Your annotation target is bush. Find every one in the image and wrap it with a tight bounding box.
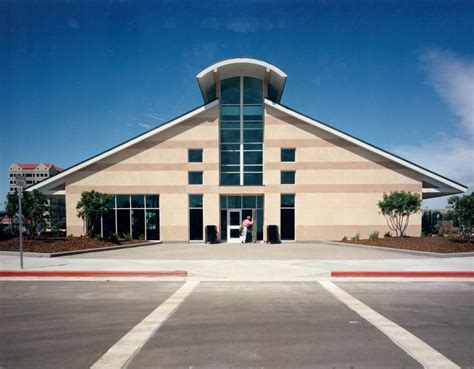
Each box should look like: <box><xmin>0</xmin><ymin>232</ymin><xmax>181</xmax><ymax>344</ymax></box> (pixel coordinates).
<box><xmin>369</xmin><ymin>231</ymin><xmax>379</xmax><ymax>241</ymax></box>
<box><xmin>446</xmin><ymin>194</ymin><xmax>473</xmax><ymax>242</ymax></box>
<box><xmin>0</xmin><ymin>224</ymin><xmax>15</xmax><ymax>241</ymax></box>
<box><xmin>342</xmin><ymin>236</ymin><xmax>347</xmax><ymax>241</ymax></box>
<box><xmin>351</xmin><ymin>233</ymin><xmax>360</xmax><ymax>242</ymax></box>
<box><xmin>139</xmin><ymin>234</ymin><xmax>145</xmax><ymax>241</ymax></box>
<box><xmin>110</xmin><ymin>233</ymin><xmax>120</xmax><ymax>244</ymax></box>
<box><xmin>384</xmin><ymin>231</ymin><xmax>392</xmax><ymax>238</ymax></box>
<box><xmin>123</xmin><ymin>232</ymin><xmax>133</xmax><ymax>241</ymax></box>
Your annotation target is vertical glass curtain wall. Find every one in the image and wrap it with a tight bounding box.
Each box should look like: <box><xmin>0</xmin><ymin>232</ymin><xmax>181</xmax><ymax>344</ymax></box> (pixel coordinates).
<box><xmin>99</xmin><ymin>194</ymin><xmax>160</xmax><ymax>240</ymax></box>
<box><xmin>220</xmin><ymin>195</ymin><xmax>264</xmax><ymax>241</ymax></box>
<box><xmin>220</xmin><ymin>76</ymin><xmax>264</xmax><ymax>185</ymax></box>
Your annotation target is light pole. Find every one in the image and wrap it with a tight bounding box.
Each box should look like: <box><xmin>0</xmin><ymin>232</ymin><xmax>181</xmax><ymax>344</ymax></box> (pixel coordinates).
<box><xmin>15</xmin><ymin>176</ymin><xmax>26</xmax><ymax>269</ymax></box>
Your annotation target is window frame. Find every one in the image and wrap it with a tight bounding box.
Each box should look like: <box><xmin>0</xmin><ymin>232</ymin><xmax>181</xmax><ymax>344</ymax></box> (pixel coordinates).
<box><xmin>281</xmin><ymin>170</ymin><xmax>296</xmax><ymax>185</ymax></box>
<box><xmin>188</xmin><ymin>148</ymin><xmax>203</xmax><ymax>163</ymax></box>
<box><xmin>188</xmin><ymin>171</ymin><xmax>203</xmax><ymax>185</ymax></box>
<box><xmin>281</xmin><ymin>148</ymin><xmax>296</xmax><ymax>162</ymax></box>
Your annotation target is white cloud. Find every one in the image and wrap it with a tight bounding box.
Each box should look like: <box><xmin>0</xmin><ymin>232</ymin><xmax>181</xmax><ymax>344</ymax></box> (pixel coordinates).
<box><xmin>391</xmin><ymin>49</ymin><xmax>474</xmax><ymax>209</ymax></box>
<box><xmin>138</xmin><ymin>123</ymin><xmax>152</xmax><ymax>129</ymax></box>
<box><xmin>147</xmin><ymin>113</ymin><xmax>166</xmax><ymax>121</ymax></box>
<box><xmin>420</xmin><ymin>49</ymin><xmax>474</xmax><ymax>136</ymax></box>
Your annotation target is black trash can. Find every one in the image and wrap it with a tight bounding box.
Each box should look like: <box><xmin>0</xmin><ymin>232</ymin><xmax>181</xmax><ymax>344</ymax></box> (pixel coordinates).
<box><xmin>267</xmin><ymin>225</ymin><xmax>280</xmax><ymax>244</ymax></box>
<box><xmin>205</xmin><ymin>225</ymin><xmax>219</xmax><ymax>244</ymax></box>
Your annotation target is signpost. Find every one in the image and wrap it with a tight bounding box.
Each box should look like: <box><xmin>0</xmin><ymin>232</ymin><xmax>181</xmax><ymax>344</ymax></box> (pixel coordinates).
<box><xmin>15</xmin><ymin>176</ymin><xmax>26</xmax><ymax>269</ymax></box>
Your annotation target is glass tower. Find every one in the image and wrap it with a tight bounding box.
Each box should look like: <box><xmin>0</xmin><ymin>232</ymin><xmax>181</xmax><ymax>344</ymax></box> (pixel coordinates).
<box><xmin>219</xmin><ymin>76</ymin><xmax>264</xmax><ymax>185</ymax></box>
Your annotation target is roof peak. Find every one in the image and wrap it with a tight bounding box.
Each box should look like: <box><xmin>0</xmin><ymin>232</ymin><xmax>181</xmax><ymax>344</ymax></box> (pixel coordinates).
<box><xmin>196</xmin><ymin>58</ymin><xmax>287</xmax><ymax>104</ymax></box>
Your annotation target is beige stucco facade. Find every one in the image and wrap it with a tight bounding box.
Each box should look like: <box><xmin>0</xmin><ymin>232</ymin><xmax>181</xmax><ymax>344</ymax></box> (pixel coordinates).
<box><xmin>30</xmin><ymin>58</ymin><xmax>464</xmax><ymax>242</ymax></box>
<box><xmin>63</xmin><ymin>102</ymin><xmax>422</xmax><ymax>241</ymax></box>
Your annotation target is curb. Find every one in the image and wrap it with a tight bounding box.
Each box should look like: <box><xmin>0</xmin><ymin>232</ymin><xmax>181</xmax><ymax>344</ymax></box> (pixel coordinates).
<box><xmin>0</xmin><ymin>270</ymin><xmax>187</xmax><ymax>277</ymax></box>
<box><xmin>331</xmin><ymin>271</ymin><xmax>474</xmax><ymax>278</ymax></box>
<box><xmin>324</xmin><ymin>240</ymin><xmax>474</xmax><ymax>258</ymax></box>
<box><xmin>0</xmin><ymin>241</ymin><xmax>162</xmax><ymax>258</ymax></box>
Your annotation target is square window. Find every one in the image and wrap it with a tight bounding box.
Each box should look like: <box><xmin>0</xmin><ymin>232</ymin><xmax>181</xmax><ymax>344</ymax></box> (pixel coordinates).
<box><xmin>227</xmin><ymin>196</ymin><xmax>241</xmax><ymax>208</ymax></box>
<box><xmin>146</xmin><ymin>195</ymin><xmax>159</xmax><ymax>208</ymax></box>
<box><xmin>116</xmin><ymin>195</ymin><xmax>130</xmax><ymax>208</ymax></box>
<box><xmin>281</xmin><ymin>171</ymin><xmax>296</xmax><ymax>184</ymax></box>
<box><xmin>188</xmin><ymin>149</ymin><xmax>203</xmax><ymax>163</ymax></box>
<box><xmin>131</xmin><ymin>195</ymin><xmax>144</xmax><ymax>208</ymax></box>
<box><xmin>189</xmin><ymin>171</ymin><xmax>203</xmax><ymax>185</ymax></box>
<box><xmin>281</xmin><ymin>194</ymin><xmax>295</xmax><ymax>208</ymax></box>
<box><xmin>281</xmin><ymin>148</ymin><xmax>296</xmax><ymax>162</ymax></box>
<box><xmin>189</xmin><ymin>194</ymin><xmax>203</xmax><ymax>208</ymax></box>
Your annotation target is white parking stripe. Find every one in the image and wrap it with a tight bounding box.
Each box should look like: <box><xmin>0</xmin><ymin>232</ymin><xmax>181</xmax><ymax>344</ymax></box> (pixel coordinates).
<box><xmin>319</xmin><ymin>281</ymin><xmax>460</xmax><ymax>369</ymax></box>
<box><xmin>91</xmin><ymin>281</ymin><xmax>199</xmax><ymax>369</ymax></box>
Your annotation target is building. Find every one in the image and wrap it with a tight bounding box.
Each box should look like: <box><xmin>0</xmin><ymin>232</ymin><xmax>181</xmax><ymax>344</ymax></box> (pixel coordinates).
<box><xmin>28</xmin><ymin>58</ymin><xmax>466</xmax><ymax>242</ymax></box>
<box><xmin>9</xmin><ymin>162</ymin><xmax>65</xmax><ymax>226</ymax></box>
<box><xmin>9</xmin><ymin>162</ymin><xmax>63</xmax><ymax>193</ymax></box>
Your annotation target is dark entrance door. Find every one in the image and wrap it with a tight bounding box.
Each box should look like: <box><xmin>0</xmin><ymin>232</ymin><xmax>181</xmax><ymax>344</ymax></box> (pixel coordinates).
<box><xmin>280</xmin><ymin>208</ymin><xmax>295</xmax><ymax>241</ymax></box>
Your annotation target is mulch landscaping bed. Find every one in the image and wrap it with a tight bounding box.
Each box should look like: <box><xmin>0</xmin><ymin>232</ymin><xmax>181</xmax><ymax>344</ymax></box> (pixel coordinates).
<box><xmin>341</xmin><ymin>237</ymin><xmax>474</xmax><ymax>253</ymax></box>
<box><xmin>0</xmin><ymin>237</ymin><xmax>143</xmax><ymax>253</ymax></box>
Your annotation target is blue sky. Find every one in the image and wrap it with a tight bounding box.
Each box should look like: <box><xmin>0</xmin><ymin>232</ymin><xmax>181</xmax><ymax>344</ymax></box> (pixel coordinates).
<box><xmin>1</xmin><ymin>0</ymin><xmax>473</xmax><ymax>209</ymax></box>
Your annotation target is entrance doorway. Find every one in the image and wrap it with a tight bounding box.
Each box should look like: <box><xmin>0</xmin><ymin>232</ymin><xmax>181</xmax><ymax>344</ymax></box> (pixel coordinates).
<box><xmin>220</xmin><ymin>195</ymin><xmax>264</xmax><ymax>242</ymax></box>
<box><xmin>227</xmin><ymin>209</ymin><xmax>241</xmax><ymax>243</ymax></box>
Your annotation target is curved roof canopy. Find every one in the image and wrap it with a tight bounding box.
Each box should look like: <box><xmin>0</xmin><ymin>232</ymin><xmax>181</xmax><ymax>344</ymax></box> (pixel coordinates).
<box><xmin>196</xmin><ymin>58</ymin><xmax>287</xmax><ymax>104</ymax></box>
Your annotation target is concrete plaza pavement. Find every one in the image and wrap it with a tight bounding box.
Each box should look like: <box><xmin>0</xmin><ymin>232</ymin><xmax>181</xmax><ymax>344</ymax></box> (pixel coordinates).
<box><xmin>1</xmin><ymin>280</ymin><xmax>472</xmax><ymax>368</ymax></box>
<box><xmin>1</xmin><ymin>242</ymin><xmax>472</xmax><ymax>281</ymax></box>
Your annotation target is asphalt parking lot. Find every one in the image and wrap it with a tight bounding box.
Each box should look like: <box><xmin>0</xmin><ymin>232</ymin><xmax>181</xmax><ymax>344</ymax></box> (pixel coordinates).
<box><xmin>0</xmin><ymin>281</ymin><xmax>472</xmax><ymax>369</ymax></box>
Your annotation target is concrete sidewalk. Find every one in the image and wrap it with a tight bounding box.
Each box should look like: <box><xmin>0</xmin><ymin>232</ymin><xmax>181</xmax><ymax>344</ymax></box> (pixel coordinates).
<box><xmin>0</xmin><ymin>244</ymin><xmax>474</xmax><ymax>281</ymax></box>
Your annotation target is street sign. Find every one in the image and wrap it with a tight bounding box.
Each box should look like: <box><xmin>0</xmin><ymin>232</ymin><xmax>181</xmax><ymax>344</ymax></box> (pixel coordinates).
<box><xmin>15</xmin><ymin>175</ymin><xmax>27</xmax><ymax>188</ymax></box>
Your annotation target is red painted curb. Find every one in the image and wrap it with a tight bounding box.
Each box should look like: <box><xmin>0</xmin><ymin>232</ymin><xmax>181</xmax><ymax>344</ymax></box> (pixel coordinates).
<box><xmin>331</xmin><ymin>271</ymin><xmax>474</xmax><ymax>278</ymax></box>
<box><xmin>0</xmin><ymin>270</ymin><xmax>187</xmax><ymax>277</ymax></box>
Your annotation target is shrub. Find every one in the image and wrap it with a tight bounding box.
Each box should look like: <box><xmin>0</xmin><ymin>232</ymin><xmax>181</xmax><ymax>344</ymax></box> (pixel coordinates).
<box><xmin>369</xmin><ymin>231</ymin><xmax>379</xmax><ymax>241</ymax></box>
<box><xmin>377</xmin><ymin>191</ymin><xmax>422</xmax><ymax>237</ymax></box>
<box><xmin>342</xmin><ymin>236</ymin><xmax>347</xmax><ymax>241</ymax></box>
<box><xmin>123</xmin><ymin>232</ymin><xmax>133</xmax><ymax>241</ymax></box>
<box><xmin>110</xmin><ymin>233</ymin><xmax>120</xmax><ymax>244</ymax></box>
<box><xmin>351</xmin><ymin>233</ymin><xmax>360</xmax><ymax>242</ymax></box>
<box><xmin>139</xmin><ymin>234</ymin><xmax>145</xmax><ymax>241</ymax></box>
<box><xmin>0</xmin><ymin>224</ymin><xmax>15</xmax><ymax>241</ymax></box>
<box><xmin>446</xmin><ymin>194</ymin><xmax>473</xmax><ymax>243</ymax></box>
<box><xmin>384</xmin><ymin>231</ymin><xmax>392</xmax><ymax>238</ymax></box>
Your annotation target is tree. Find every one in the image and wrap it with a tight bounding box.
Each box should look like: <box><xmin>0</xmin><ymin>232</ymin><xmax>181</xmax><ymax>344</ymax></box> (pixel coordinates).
<box><xmin>446</xmin><ymin>194</ymin><xmax>473</xmax><ymax>242</ymax></box>
<box><xmin>76</xmin><ymin>191</ymin><xmax>113</xmax><ymax>237</ymax></box>
<box><xmin>377</xmin><ymin>191</ymin><xmax>422</xmax><ymax>237</ymax></box>
<box><xmin>422</xmin><ymin>209</ymin><xmax>443</xmax><ymax>235</ymax></box>
<box><xmin>5</xmin><ymin>190</ymin><xmax>49</xmax><ymax>238</ymax></box>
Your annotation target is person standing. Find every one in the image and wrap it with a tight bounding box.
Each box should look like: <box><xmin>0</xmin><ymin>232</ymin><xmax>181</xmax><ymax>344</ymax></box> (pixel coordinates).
<box><xmin>240</xmin><ymin>216</ymin><xmax>254</xmax><ymax>243</ymax></box>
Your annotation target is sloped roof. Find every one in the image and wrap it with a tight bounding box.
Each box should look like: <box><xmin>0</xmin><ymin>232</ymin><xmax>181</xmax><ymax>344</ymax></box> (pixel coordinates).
<box><xmin>265</xmin><ymin>99</ymin><xmax>466</xmax><ymax>196</ymax></box>
<box><xmin>27</xmin><ymin>100</ymin><xmax>219</xmax><ymax>192</ymax></box>
<box><xmin>27</xmin><ymin>95</ymin><xmax>466</xmax><ymax>199</ymax></box>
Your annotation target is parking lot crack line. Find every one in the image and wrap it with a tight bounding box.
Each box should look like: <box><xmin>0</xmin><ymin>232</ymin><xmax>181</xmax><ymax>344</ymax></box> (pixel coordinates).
<box><xmin>319</xmin><ymin>281</ymin><xmax>460</xmax><ymax>369</ymax></box>
<box><xmin>90</xmin><ymin>281</ymin><xmax>199</xmax><ymax>369</ymax></box>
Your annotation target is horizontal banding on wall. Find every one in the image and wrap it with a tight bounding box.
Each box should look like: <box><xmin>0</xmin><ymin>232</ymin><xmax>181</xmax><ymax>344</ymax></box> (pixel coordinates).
<box><xmin>331</xmin><ymin>271</ymin><xmax>474</xmax><ymax>278</ymax></box>
<box><xmin>66</xmin><ymin>184</ymin><xmax>421</xmax><ymax>194</ymax></box>
<box><xmin>0</xmin><ymin>270</ymin><xmax>188</xmax><ymax>277</ymax></box>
